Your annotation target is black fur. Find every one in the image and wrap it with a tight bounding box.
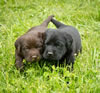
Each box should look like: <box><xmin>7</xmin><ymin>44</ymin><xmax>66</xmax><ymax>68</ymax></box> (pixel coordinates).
<box><xmin>43</xmin><ymin>18</ymin><xmax>82</xmax><ymax>68</ymax></box>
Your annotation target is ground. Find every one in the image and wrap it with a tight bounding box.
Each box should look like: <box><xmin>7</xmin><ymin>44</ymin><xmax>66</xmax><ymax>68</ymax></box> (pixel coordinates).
<box><xmin>0</xmin><ymin>0</ymin><xmax>100</xmax><ymax>93</ymax></box>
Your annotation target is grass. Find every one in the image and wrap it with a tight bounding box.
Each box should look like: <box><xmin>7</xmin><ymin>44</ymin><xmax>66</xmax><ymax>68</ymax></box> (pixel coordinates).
<box><xmin>0</xmin><ymin>0</ymin><xmax>100</xmax><ymax>93</ymax></box>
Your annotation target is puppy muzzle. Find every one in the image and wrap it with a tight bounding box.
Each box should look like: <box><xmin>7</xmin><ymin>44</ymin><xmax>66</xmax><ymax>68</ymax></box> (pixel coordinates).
<box><xmin>47</xmin><ymin>52</ymin><xmax>53</xmax><ymax>56</ymax></box>
<box><xmin>32</xmin><ymin>56</ymin><xmax>40</xmax><ymax>61</ymax></box>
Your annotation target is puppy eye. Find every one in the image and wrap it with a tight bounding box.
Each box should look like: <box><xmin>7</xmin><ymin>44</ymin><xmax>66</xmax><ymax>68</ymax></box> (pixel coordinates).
<box><xmin>37</xmin><ymin>45</ymin><xmax>41</xmax><ymax>48</ymax></box>
<box><xmin>26</xmin><ymin>48</ymin><xmax>29</xmax><ymax>50</ymax></box>
<box><xmin>56</xmin><ymin>45</ymin><xmax>60</xmax><ymax>48</ymax></box>
<box><xmin>23</xmin><ymin>47</ymin><xmax>29</xmax><ymax>50</ymax></box>
<box><xmin>59</xmin><ymin>43</ymin><xmax>62</xmax><ymax>46</ymax></box>
<box><xmin>56</xmin><ymin>43</ymin><xmax>62</xmax><ymax>48</ymax></box>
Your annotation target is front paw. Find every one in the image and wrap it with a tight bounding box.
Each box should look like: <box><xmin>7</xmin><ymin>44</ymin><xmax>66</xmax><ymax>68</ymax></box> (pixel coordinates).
<box><xmin>15</xmin><ymin>61</ymin><xmax>24</xmax><ymax>70</ymax></box>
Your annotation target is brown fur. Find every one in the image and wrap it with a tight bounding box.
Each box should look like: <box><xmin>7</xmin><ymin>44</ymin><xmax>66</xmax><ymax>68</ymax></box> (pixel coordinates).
<box><xmin>15</xmin><ymin>15</ymin><xmax>54</xmax><ymax>70</ymax></box>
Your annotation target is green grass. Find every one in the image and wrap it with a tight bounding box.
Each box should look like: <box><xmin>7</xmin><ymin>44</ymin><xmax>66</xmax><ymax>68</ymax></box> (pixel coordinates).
<box><xmin>0</xmin><ymin>0</ymin><xmax>100</xmax><ymax>93</ymax></box>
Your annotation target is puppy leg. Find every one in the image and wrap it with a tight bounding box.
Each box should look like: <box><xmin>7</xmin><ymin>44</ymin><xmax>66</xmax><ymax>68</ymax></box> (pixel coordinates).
<box><xmin>67</xmin><ymin>53</ymin><xmax>75</xmax><ymax>71</ymax></box>
<box><xmin>80</xmin><ymin>47</ymin><xmax>82</xmax><ymax>53</ymax></box>
<box><xmin>15</xmin><ymin>52</ymin><xmax>24</xmax><ymax>70</ymax></box>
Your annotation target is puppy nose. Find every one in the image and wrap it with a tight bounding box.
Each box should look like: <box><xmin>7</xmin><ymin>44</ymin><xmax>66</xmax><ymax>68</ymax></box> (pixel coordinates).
<box><xmin>47</xmin><ymin>52</ymin><xmax>53</xmax><ymax>56</ymax></box>
<box><xmin>32</xmin><ymin>56</ymin><xmax>37</xmax><ymax>59</ymax></box>
<box><xmin>32</xmin><ymin>56</ymin><xmax>40</xmax><ymax>61</ymax></box>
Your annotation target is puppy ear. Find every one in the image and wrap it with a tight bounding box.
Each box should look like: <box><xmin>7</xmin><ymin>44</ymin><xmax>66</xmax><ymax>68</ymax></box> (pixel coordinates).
<box><xmin>15</xmin><ymin>39</ymin><xmax>22</xmax><ymax>55</ymax></box>
<box><xmin>64</xmin><ymin>34</ymin><xmax>73</xmax><ymax>49</ymax></box>
<box><xmin>15</xmin><ymin>39</ymin><xmax>24</xmax><ymax>70</ymax></box>
<box><xmin>38</xmin><ymin>32</ymin><xmax>46</xmax><ymax>40</ymax></box>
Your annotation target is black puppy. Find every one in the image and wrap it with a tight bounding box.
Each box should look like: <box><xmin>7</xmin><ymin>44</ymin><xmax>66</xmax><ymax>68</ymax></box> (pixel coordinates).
<box><xmin>43</xmin><ymin>18</ymin><xmax>82</xmax><ymax>68</ymax></box>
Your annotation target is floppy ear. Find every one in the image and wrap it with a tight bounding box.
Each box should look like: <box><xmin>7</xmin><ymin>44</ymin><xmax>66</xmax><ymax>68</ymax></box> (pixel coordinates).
<box><xmin>15</xmin><ymin>39</ymin><xmax>22</xmax><ymax>55</ymax></box>
<box><xmin>38</xmin><ymin>32</ymin><xmax>46</xmax><ymax>40</ymax></box>
<box><xmin>64</xmin><ymin>33</ymin><xmax>73</xmax><ymax>49</ymax></box>
<box><xmin>15</xmin><ymin>39</ymin><xmax>24</xmax><ymax>70</ymax></box>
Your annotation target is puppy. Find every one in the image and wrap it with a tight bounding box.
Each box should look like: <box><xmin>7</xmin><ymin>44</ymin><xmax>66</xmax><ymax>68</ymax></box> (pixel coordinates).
<box><xmin>15</xmin><ymin>15</ymin><xmax>54</xmax><ymax>70</ymax></box>
<box><xmin>43</xmin><ymin>18</ymin><xmax>82</xmax><ymax>68</ymax></box>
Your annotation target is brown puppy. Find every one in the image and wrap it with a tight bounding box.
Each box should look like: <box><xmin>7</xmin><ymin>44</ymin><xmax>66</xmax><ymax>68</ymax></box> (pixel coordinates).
<box><xmin>15</xmin><ymin>15</ymin><xmax>54</xmax><ymax>70</ymax></box>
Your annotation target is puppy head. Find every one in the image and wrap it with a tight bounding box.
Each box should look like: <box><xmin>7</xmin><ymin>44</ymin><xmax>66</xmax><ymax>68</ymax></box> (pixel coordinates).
<box><xmin>43</xmin><ymin>29</ymin><xmax>73</xmax><ymax>61</ymax></box>
<box><xmin>15</xmin><ymin>32</ymin><xmax>45</xmax><ymax>62</ymax></box>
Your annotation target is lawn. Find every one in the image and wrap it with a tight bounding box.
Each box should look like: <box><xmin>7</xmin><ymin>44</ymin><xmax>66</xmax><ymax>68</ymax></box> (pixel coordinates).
<box><xmin>0</xmin><ymin>0</ymin><xmax>100</xmax><ymax>93</ymax></box>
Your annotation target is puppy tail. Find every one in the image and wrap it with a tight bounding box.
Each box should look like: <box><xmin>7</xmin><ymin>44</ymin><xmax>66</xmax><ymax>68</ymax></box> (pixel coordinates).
<box><xmin>51</xmin><ymin>18</ymin><xmax>66</xmax><ymax>28</ymax></box>
<box><xmin>40</xmin><ymin>15</ymin><xmax>54</xmax><ymax>27</ymax></box>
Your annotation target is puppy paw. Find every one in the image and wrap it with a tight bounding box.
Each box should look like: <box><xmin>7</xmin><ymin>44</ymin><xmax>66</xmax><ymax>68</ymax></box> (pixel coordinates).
<box><xmin>15</xmin><ymin>61</ymin><xmax>24</xmax><ymax>71</ymax></box>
